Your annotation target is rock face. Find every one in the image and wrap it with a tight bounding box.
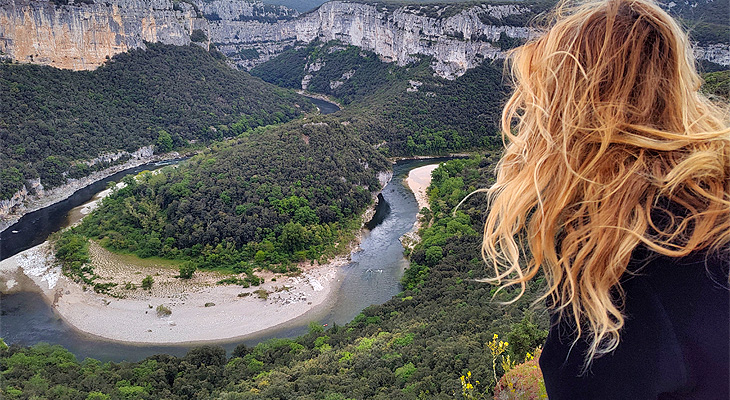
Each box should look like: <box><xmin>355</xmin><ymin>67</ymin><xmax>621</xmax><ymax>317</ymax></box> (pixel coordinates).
<box><xmin>695</xmin><ymin>43</ymin><xmax>730</xmax><ymax>66</ymax></box>
<box><xmin>279</xmin><ymin>2</ymin><xmax>533</xmax><ymax>78</ymax></box>
<box><xmin>207</xmin><ymin>1</ymin><xmax>536</xmax><ymax>77</ymax></box>
<box><xmin>0</xmin><ymin>0</ymin><xmax>727</xmax><ymax>76</ymax></box>
<box><xmin>0</xmin><ymin>0</ymin><xmax>199</xmax><ymax>70</ymax></box>
<box><xmin>0</xmin><ymin>0</ymin><xmax>534</xmax><ymax>78</ymax></box>
<box><xmin>0</xmin><ymin>146</ymin><xmax>161</xmax><ymax>233</ymax></box>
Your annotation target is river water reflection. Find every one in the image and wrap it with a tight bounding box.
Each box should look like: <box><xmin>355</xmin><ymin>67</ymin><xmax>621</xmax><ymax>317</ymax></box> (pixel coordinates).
<box><xmin>0</xmin><ymin>158</ymin><xmax>451</xmax><ymax>362</ymax></box>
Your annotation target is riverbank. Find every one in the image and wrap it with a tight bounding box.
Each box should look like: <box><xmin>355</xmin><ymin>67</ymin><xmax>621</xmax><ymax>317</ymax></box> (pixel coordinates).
<box><xmin>406</xmin><ymin>164</ymin><xmax>439</xmax><ymax>212</ymax></box>
<box><xmin>0</xmin><ymin>241</ymin><xmax>346</xmax><ymax>344</ymax></box>
<box><xmin>0</xmin><ymin>222</ymin><xmax>366</xmax><ymax>345</ymax></box>
<box><xmin>0</xmin><ymin>151</ymin><xmax>187</xmax><ymax>234</ymax></box>
<box><xmin>400</xmin><ymin>163</ymin><xmax>439</xmax><ymax>249</ymax></box>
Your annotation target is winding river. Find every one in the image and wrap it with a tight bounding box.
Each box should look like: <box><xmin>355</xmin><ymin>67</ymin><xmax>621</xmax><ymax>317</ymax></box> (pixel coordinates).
<box><xmin>0</xmin><ymin>157</ymin><xmax>450</xmax><ymax>362</ymax></box>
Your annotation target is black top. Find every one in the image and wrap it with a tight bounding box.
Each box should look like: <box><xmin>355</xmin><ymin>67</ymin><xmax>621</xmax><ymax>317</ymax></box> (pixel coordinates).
<box><xmin>539</xmin><ymin>248</ymin><xmax>730</xmax><ymax>399</ymax></box>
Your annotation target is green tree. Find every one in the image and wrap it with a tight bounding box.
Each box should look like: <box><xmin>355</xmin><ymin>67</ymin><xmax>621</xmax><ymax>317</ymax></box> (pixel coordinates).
<box><xmin>156</xmin><ymin>130</ymin><xmax>173</xmax><ymax>153</ymax></box>
<box><xmin>507</xmin><ymin>312</ymin><xmax>549</xmax><ymax>362</ymax></box>
<box><xmin>178</xmin><ymin>262</ymin><xmax>196</xmax><ymax>279</ymax></box>
<box><xmin>425</xmin><ymin>246</ymin><xmax>443</xmax><ymax>266</ymax></box>
<box><xmin>280</xmin><ymin>222</ymin><xmax>308</xmax><ymax>252</ymax></box>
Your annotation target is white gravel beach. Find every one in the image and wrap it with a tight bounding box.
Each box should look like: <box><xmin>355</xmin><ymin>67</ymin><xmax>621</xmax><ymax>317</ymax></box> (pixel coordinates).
<box><xmin>406</xmin><ymin>164</ymin><xmax>439</xmax><ymax>211</ymax></box>
<box><xmin>401</xmin><ymin>163</ymin><xmax>439</xmax><ymax>249</ymax></box>
<box><xmin>0</xmin><ymin>241</ymin><xmax>346</xmax><ymax>344</ymax></box>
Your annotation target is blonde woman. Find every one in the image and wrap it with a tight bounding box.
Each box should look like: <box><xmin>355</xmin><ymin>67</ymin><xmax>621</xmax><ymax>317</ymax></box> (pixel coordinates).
<box><xmin>482</xmin><ymin>0</ymin><xmax>729</xmax><ymax>397</ymax></box>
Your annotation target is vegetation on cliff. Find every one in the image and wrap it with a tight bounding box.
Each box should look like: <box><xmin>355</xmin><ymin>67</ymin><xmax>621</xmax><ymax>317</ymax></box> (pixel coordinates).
<box><xmin>62</xmin><ymin>118</ymin><xmax>389</xmax><ymax>282</ymax></box>
<box><xmin>0</xmin><ymin>43</ymin><xmax>313</xmax><ymax>200</ymax></box>
<box><xmin>702</xmin><ymin>70</ymin><xmax>730</xmax><ymax>100</ymax></box>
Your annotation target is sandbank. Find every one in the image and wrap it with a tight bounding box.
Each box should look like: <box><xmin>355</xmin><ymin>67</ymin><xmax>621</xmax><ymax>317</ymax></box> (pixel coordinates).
<box><xmin>405</xmin><ymin>163</ymin><xmax>439</xmax><ymax>212</ymax></box>
<box><xmin>0</xmin><ymin>241</ymin><xmax>346</xmax><ymax>344</ymax></box>
<box><xmin>400</xmin><ymin>163</ymin><xmax>439</xmax><ymax>249</ymax></box>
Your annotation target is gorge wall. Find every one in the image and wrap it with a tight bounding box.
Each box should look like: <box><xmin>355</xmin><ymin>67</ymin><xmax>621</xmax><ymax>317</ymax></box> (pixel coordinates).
<box><xmin>209</xmin><ymin>1</ymin><xmax>533</xmax><ymax>78</ymax></box>
<box><xmin>0</xmin><ymin>0</ymin><xmax>200</xmax><ymax>70</ymax></box>
<box><xmin>3</xmin><ymin>0</ymin><xmax>727</xmax><ymax>79</ymax></box>
<box><xmin>0</xmin><ymin>0</ymin><xmax>535</xmax><ymax>78</ymax></box>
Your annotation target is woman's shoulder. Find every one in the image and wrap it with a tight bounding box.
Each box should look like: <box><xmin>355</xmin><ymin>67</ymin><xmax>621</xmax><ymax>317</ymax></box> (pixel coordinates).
<box><xmin>625</xmin><ymin>245</ymin><xmax>729</xmax><ymax>293</ymax></box>
<box><xmin>540</xmin><ymin>247</ymin><xmax>729</xmax><ymax>399</ymax></box>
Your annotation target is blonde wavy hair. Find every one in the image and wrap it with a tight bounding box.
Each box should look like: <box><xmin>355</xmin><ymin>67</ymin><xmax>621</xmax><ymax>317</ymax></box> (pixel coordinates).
<box><xmin>481</xmin><ymin>0</ymin><xmax>730</xmax><ymax>366</ymax></box>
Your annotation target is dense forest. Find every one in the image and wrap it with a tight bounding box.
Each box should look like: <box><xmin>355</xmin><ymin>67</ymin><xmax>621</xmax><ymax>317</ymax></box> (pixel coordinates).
<box><xmin>251</xmin><ymin>41</ymin><xmax>401</xmax><ymax>105</ymax></box>
<box><xmin>0</xmin><ymin>43</ymin><xmax>313</xmax><ymax>200</ymax></box>
<box><xmin>58</xmin><ymin>118</ymin><xmax>390</xmax><ymax>288</ymax></box>
<box><xmin>3</xmin><ymin>156</ymin><xmax>550</xmax><ymax>399</ymax></box>
<box><xmin>252</xmin><ymin>41</ymin><xmax>509</xmax><ymax>156</ymax></box>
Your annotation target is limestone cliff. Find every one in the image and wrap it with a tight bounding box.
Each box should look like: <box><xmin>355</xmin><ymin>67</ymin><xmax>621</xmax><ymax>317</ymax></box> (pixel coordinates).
<box><xmin>209</xmin><ymin>1</ymin><xmax>533</xmax><ymax>78</ymax></box>
<box><xmin>0</xmin><ymin>0</ymin><xmax>727</xmax><ymax>77</ymax></box>
<box><xmin>0</xmin><ymin>0</ymin><xmax>200</xmax><ymax>70</ymax></box>
<box><xmin>210</xmin><ymin>1</ymin><xmax>730</xmax><ymax>77</ymax></box>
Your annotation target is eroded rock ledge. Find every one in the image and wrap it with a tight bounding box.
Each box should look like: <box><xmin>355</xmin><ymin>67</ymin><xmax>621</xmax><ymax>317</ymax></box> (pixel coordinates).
<box><xmin>0</xmin><ymin>146</ymin><xmax>182</xmax><ymax>233</ymax></box>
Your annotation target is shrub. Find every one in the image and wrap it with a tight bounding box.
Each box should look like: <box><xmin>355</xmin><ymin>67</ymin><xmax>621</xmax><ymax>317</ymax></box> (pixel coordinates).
<box><xmin>494</xmin><ymin>350</ymin><xmax>547</xmax><ymax>400</ymax></box>
<box><xmin>156</xmin><ymin>304</ymin><xmax>172</xmax><ymax>317</ymax></box>
<box><xmin>141</xmin><ymin>275</ymin><xmax>154</xmax><ymax>290</ymax></box>
<box><xmin>507</xmin><ymin>313</ymin><xmax>548</xmax><ymax>362</ymax></box>
<box><xmin>190</xmin><ymin>29</ymin><xmax>207</xmax><ymax>42</ymax></box>
<box><xmin>394</xmin><ymin>362</ymin><xmax>416</xmax><ymax>382</ymax></box>
<box><xmin>178</xmin><ymin>262</ymin><xmax>197</xmax><ymax>279</ymax></box>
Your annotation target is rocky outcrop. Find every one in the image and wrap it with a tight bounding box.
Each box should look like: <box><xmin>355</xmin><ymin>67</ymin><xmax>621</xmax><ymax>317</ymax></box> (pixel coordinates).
<box><xmin>284</xmin><ymin>2</ymin><xmax>530</xmax><ymax>78</ymax></box>
<box><xmin>0</xmin><ymin>146</ymin><xmax>169</xmax><ymax>233</ymax></box>
<box><xmin>0</xmin><ymin>0</ymin><xmax>727</xmax><ymax>77</ymax></box>
<box><xmin>0</xmin><ymin>0</ymin><xmax>300</xmax><ymax>70</ymax></box>
<box><xmin>197</xmin><ymin>0</ymin><xmax>297</xmax><ymax>21</ymax></box>
<box><xmin>0</xmin><ymin>0</ymin><xmax>199</xmax><ymax>70</ymax></box>
<box><xmin>694</xmin><ymin>43</ymin><xmax>730</xmax><ymax>66</ymax></box>
<box><xmin>210</xmin><ymin>1</ymin><xmax>534</xmax><ymax>78</ymax></box>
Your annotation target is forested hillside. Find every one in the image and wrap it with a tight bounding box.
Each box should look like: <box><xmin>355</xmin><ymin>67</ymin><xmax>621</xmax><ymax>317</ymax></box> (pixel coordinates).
<box><xmin>59</xmin><ymin>118</ymin><xmax>390</xmax><ymax>287</ymax></box>
<box><xmin>3</xmin><ymin>156</ymin><xmax>549</xmax><ymax>399</ymax></box>
<box><xmin>0</xmin><ymin>43</ymin><xmax>313</xmax><ymax>200</ymax></box>
<box><xmin>249</xmin><ymin>0</ymin><xmax>729</xmax><ymax>157</ymax></box>
<box><xmin>252</xmin><ymin>41</ymin><xmax>509</xmax><ymax>156</ymax></box>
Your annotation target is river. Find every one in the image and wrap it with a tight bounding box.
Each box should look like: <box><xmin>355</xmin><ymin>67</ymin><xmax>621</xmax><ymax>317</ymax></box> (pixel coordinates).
<box><xmin>303</xmin><ymin>96</ymin><xmax>340</xmax><ymax>114</ymax></box>
<box><xmin>0</xmin><ymin>158</ymin><xmax>450</xmax><ymax>362</ymax></box>
<box><xmin>0</xmin><ymin>159</ymin><xmax>183</xmax><ymax>262</ymax></box>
